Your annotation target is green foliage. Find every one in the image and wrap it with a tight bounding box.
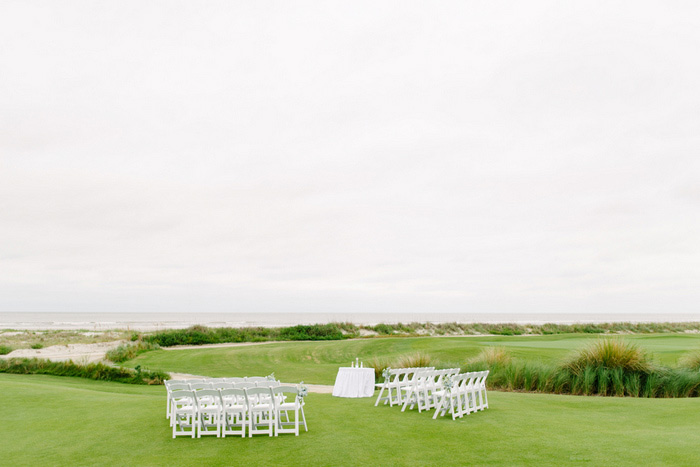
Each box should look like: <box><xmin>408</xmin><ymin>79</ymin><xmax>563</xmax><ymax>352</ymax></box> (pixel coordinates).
<box><xmin>278</xmin><ymin>324</ymin><xmax>344</xmax><ymax>341</ymax></box>
<box><xmin>4</xmin><ymin>374</ymin><xmax>700</xmax><ymax>466</ymax></box>
<box><xmin>0</xmin><ymin>345</ymin><xmax>12</xmax><ymax>355</ymax></box>
<box><xmin>563</xmin><ymin>339</ymin><xmax>653</xmax><ymax>374</ymax></box>
<box><xmin>395</xmin><ymin>351</ymin><xmax>434</xmax><ymax>369</ymax></box>
<box><xmin>678</xmin><ymin>350</ymin><xmax>700</xmax><ymax>371</ymax></box>
<box><xmin>143</xmin><ymin>323</ymin><xmax>345</xmax><ymax>347</ymax></box>
<box><xmin>106</xmin><ymin>341</ymin><xmax>160</xmax><ymax>363</ymax></box>
<box><xmin>373</xmin><ymin>323</ymin><xmax>395</xmax><ymax>335</ymax></box>
<box><xmin>0</xmin><ymin>358</ymin><xmax>168</xmax><ymax>385</ymax></box>
<box><xmin>462</xmin><ymin>338</ymin><xmax>700</xmax><ymax>398</ymax></box>
<box><xmin>31</xmin><ymin>343</ymin><xmax>44</xmax><ymax>349</ymax></box>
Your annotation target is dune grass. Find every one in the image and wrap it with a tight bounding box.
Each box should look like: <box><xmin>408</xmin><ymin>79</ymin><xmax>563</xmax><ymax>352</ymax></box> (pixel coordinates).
<box><xmin>2</xmin><ymin>373</ymin><xmax>700</xmax><ymax>466</ymax></box>
<box><xmin>127</xmin><ymin>334</ymin><xmax>700</xmax><ymax>385</ymax></box>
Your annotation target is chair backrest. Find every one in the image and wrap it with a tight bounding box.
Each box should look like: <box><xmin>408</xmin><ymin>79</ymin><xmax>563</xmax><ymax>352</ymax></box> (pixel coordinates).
<box><xmin>255</xmin><ymin>381</ymin><xmax>280</xmax><ymax>388</ymax></box>
<box><xmin>234</xmin><ymin>382</ymin><xmax>256</xmax><ymax>389</ymax></box>
<box><xmin>184</xmin><ymin>379</ymin><xmax>204</xmax><ymax>384</ymax></box>
<box><xmin>169</xmin><ymin>383</ymin><xmax>191</xmax><ymax>393</ymax></box>
<box><xmin>220</xmin><ymin>388</ymin><xmax>247</xmax><ymax>404</ymax></box>
<box><xmin>207</xmin><ymin>378</ymin><xmax>226</xmax><ymax>383</ymax></box>
<box><xmin>271</xmin><ymin>385</ymin><xmax>299</xmax><ymax>404</ymax></box>
<box><xmin>225</xmin><ymin>377</ymin><xmax>245</xmax><ymax>383</ymax></box>
<box><xmin>172</xmin><ymin>390</ymin><xmax>196</xmax><ymax>407</ymax></box>
<box><xmin>212</xmin><ymin>382</ymin><xmax>233</xmax><ymax>390</ymax></box>
<box><xmin>194</xmin><ymin>389</ymin><xmax>222</xmax><ymax>406</ymax></box>
<box><xmin>245</xmin><ymin>387</ymin><xmax>274</xmax><ymax>403</ymax></box>
<box><xmin>189</xmin><ymin>382</ymin><xmax>213</xmax><ymax>391</ymax></box>
<box><xmin>245</xmin><ymin>376</ymin><xmax>268</xmax><ymax>383</ymax></box>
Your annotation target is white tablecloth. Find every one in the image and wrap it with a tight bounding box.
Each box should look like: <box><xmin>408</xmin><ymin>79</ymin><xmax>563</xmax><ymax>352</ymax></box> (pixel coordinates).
<box><xmin>332</xmin><ymin>367</ymin><xmax>375</xmax><ymax>398</ymax></box>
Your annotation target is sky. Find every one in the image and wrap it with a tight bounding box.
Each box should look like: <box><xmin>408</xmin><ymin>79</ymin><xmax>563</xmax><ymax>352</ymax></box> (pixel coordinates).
<box><xmin>1</xmin><ymin>1</ymin><xmax>699</xmax><ymax>316</ymax></box>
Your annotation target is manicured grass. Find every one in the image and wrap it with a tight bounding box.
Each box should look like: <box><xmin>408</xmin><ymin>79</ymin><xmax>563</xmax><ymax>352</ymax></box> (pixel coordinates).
<box><xmin>2</xmin><ymin>373</ymin><xmax>700</xmax><ymax>466</ymax></box>
<box><xmin>127</xmin><ymin>334</ymin><xmax>700</xmax><ymax>385</ymax></box>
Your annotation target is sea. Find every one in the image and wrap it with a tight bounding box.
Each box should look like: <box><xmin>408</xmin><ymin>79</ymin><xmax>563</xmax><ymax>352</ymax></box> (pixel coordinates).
<box><xmin>1</xmin><ymin>312</ymin><xmax>699</xmax><ymax>331</ymax></box>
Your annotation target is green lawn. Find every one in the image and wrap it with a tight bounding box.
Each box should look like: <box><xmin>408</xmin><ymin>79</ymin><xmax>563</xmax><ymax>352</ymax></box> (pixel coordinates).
<box><xmin>2</xmin><ymin>373</ymin><xmax>700</xmax><ymax>466</ymax></box>
<box><xmin>127</xmin><ymin>334</ymin><xmax>700</xmax><ymax>385</ymax></box>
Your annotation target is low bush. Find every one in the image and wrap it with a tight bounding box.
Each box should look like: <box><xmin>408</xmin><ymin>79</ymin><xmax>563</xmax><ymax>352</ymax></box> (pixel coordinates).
<box><xmin>0</xmin><ymin>345</ymin><xmax>13</xmax><ymax>355</ymax></box>
<box><xmin>678</xmin><ymin>350</ymin><xmax>700</xmax><ymax>371</ymax></box>
<box><xmin>106</xmin><ymin>341</ymin><xmax>160</xmax><ymax>363</ymax></box>
<box><xmin>31</xmin><ymin>343</ymin><xmax>44</xmax><ymax>349</ymax></box>
<box><xmin>278</xmin><ymin>324</ymin><xmax>344</xmax><ymax>341</ymax></box>
<box><xmin>0</xmin><ymin>358</ymin><xmax>168</xmax><ymax>385</ymax></box>
<box><xmin>563</xmin><ymin>339</ymin><xmax>653</xmax><ymax>375</ymax></box>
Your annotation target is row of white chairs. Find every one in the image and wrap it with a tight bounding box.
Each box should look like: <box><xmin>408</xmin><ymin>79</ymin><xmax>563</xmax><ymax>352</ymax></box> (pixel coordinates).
<box><xmin>375</xmin><ymin>367</ymin><xmax>489</xmax><ymax>419</ymax></box>
<box><xmin>167</xmin><ymin>378</ymin><xmax>307</xmax><ymax>438</ymax></box>
<box><xmin>166</xmin><ymin>380</ymin><xmax>282</xmax><ymax>420</ymax></box>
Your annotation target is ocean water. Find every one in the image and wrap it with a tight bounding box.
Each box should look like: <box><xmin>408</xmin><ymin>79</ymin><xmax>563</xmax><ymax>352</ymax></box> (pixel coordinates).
<box><xmin>1</xmin><ymin>312</ymin><xmax>699</xmax><ymax>331</ymax></box>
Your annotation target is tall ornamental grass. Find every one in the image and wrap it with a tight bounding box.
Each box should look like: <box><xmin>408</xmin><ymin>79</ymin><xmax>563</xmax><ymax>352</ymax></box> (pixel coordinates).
<box><xmin>106</xmin><ymin>341</ymin><xmax>160</xmax><ymax>363</ymax></box>
<box><xmin>678</xmin><ymin>350</ymin><xmax>700</xmax><ymax>371</ymax></box>
<box><xmin>463</xmin><ymin>340</ymin><xmax>700</xmax><ymax>398</ymax></box>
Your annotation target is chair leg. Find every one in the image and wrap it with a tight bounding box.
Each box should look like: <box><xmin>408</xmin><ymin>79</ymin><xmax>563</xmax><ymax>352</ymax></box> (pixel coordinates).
<box><xmin>300</xmin><ymin>406</ymin><xmax>308</xmax><ymax>431</ymax></box>
<box><xmin>375</xmin><ymin>385</ymin><xmax>386</xmax><ymax>407</ymax></box>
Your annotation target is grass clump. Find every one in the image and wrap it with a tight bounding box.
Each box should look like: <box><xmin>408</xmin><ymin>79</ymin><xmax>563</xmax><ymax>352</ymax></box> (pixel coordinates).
<box><xmin>31</xmin><ymin>343</ymin><xmax>44</xmax><ymax>349</ymax></box>
<box><xmin>678</xmin><ymin>350</ymin><xmax>700</xmax><ymax>371</ymax></box>
<box><xmin>395</xmin><ymin>351</ymin><xmax>435</xmax><ymax>369</ymax></box>
<box><xmin>0</xmin><ymin>345</ymin><xmax>12</xmax><ymax>355</ymax></box>
<box><xmin>369</xmin><ymin>352</ymin><xmax>436</xmax><ymax>380</ymax></box>
<box><xmin>0</xmin><ymin>358</ymin><xmax>168</xmax><ymax>385</ymax></box>
<box><xmin>563</xmin><ymin>339</ymin><xmax>653</xmax><ymax>375</ymax></box>
<box><xmin>106</xmin><ymin>341</ymin><xmax>160</xmax><ymax>363</ymax></box>
<box><xmin>467</xmin><ymin>346</ymin><xmax>512</xmax><ymax>368</ymax></box>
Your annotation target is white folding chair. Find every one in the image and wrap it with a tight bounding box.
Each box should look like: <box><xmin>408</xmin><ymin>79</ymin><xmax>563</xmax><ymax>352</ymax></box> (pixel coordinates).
<box><xmin>271</xmin><ymin>385</ymin><xmax>306</xmax><ymax>436</ymax></box>
<box><xmin>245</xmin><ymin>387</ymin><xmax>274</xmax><ymax>437</ymax></box>
<box><xmin>220</xmin><ymin>388</ymin><xmax>247</xmax><ymax>438</ymax></box>
<box><xmin>194</xmin><ymin>389</ymin><xmax>223</xmax><ymax>438</ymax></box>
<box><xmin>166</xmin><ymin>383</ymin><xmax>190</xmax><ymax>421</ymax></box>
<box><xmin>171</xmin><ymin>390</ymin><xmax>197</xmax><ymax>438</ymax></box>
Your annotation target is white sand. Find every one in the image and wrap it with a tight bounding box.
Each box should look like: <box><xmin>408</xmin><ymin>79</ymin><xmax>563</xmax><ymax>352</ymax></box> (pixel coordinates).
<box><xmin>0</xmin><ymin>340</ymin><xmax>126</xmax><ymax>363</ymax></box>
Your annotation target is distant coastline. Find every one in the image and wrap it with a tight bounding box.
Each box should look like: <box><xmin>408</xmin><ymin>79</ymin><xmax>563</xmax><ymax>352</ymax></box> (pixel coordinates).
<box><xmin>1</xmin><ymin>311</ymin><xmax>699</xmax><ymax>331</ymax></box>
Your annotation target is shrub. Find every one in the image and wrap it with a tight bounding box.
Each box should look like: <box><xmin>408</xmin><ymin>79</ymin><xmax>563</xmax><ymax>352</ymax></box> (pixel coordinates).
<box><xmin>369</xmin><ymin>356</ymin><xmax>391</xmax><ymax>381</ymax></box>
<box><xmin>563</xmin><ymin>339</ymin><xmax>652</xmax><ymax>375</ymax></box>
<box><xmin>106</xmin><ymin>341</ymin><xmax>160</xmax><ymax>363</ymax></box>
<box><xmin>0</xmin><ymin>358</ymin><xmax>168</xmax><ymax>385</ymax></box>
<box><xmin>678</xmin><ymin>351</ymin><xmax>700</xmax><ymax>371</ymax></box>
<box><xmin>278</xmin><ymin>324</ymin><xmax>344</xmax><ymax>341</ymax></box>
<box><xmin>467</xmin><ymin>347</ymin><xmax>512</xmax><ymax>368</ymax></box>
<box><xmin>0</xmin><ymin>345</ymin><xmax>12</xmax><ymax>355</ymax></box>
<box><xmin>373</xmin><ymin>324</ymin><xmax>394</xmax><ymax>335</ymax></box>
<box><xmin>31</xmin><ymin>343</ymin><xmax>44</xmax><ymax>349</ymax></box>
<box><xmin>395</xmin><ymin>352</ymin><xmax>434</xmax><ymax>369</ymax></box>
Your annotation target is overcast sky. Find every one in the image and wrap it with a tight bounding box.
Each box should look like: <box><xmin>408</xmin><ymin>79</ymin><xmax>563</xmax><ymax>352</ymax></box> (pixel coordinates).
<box><xmin>1</xmin><ymin>1</ymin><xmax>699</xmax><ymax>316</ymax></box>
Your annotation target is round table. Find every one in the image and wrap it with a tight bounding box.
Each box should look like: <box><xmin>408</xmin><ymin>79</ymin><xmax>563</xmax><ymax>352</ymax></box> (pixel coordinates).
<box><xmin>332</xmin><ymin>367</ymin><xmax>375</xmax><ymax>398</ymax></box>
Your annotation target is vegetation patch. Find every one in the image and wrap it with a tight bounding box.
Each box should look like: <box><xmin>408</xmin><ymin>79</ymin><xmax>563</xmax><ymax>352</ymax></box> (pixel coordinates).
<box><xmin>678</xmin><ymin>350</ymin><xmax>700</xmax><ymax>371</ymax></box>
<box><xmin>0</xmin><ymin>358</ymin><xmax>168</xmax><ymax>385</ymax></box>
<box><xmin>462</xmin><ymin>340</ymin><xmax>700</xmax><ymax>398</ymax></box>
<box><xmin>0</xmin><ymin>344</ymin><xmax>12</xmax><ymax>355</ymax></box>
<box><xmin>143</xmin><ymin>323</ymin><xmax>346</xmax><ymax>347</ymax></box>
<box><xmin>106</xmin><ymin>341</ymin><xmax>161</xmax><ymax>363</ymax></box>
